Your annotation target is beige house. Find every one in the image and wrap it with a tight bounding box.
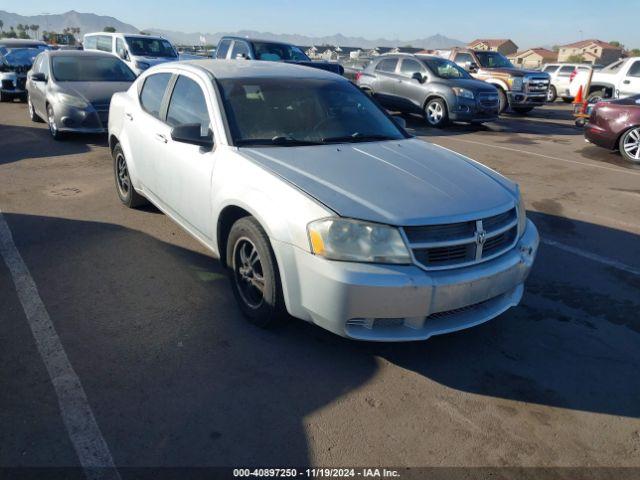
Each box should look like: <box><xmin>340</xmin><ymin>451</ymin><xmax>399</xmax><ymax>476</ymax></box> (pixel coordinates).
<box><xmin>508</xmin><ymin>48</ymin><xmax>557</xmax><ymax>69</ymax></box>
<box><xmin>557</xmin><ymin>39</ymin><xmax>624</xmax><ymax>65</ymax></box>
<box><xmin>467</xmin><ymin>39</ymin><xmax>518</xmax><ymax>56</ymax></box>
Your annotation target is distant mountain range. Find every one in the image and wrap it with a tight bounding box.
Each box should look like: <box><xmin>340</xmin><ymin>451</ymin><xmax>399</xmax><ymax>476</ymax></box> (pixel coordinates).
<box><xmin>0</xmin><ymin>10</ymin><xmax>465</xmax><ymax>49</ymax></box>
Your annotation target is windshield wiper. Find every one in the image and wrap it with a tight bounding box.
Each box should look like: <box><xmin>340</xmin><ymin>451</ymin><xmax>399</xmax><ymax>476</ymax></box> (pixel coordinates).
<box><xmin>320</xmin><ymin>133</ymin><xmax>397</xmax><ymax>144</ymax></box>
<box><xmin>235</xmin><ymin>136</ymin><xmax>323</xmax><ymax>147</ymax></box>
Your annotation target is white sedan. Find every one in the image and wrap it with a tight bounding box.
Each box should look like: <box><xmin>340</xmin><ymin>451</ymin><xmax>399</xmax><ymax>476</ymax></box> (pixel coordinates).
<box><xmin>108</xmin><ymin>60</ymin><xmax>539</xmax><ymax>341</ymax></box>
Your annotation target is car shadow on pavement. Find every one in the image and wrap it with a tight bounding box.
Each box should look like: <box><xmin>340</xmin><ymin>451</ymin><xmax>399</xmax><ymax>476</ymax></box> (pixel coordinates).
<box><xmin>3</xmin><ymin>212</ymin><xmax>639</xmax><ymax>468</ymax></box>
<box><xmin>0</xmin><ymin>123</ymin><xmax>107</xmax><ymax>165</ymax></box>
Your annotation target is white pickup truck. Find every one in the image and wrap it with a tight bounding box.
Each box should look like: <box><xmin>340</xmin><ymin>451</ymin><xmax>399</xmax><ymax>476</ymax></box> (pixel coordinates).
<box><xmin>569</xmin><ymin>57</ymin><xmax>640</xmax><ymax>101</ymax></box>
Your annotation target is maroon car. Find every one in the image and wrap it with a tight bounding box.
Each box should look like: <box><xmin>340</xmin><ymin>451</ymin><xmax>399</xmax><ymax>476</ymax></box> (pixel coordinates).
<box><xmin>585</xmin><ymin>94</ymin><xmax>640</xmax><ymax>164</ymax></box>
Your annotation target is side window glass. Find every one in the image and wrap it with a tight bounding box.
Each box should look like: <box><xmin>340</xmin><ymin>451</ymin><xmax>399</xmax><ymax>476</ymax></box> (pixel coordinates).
<box><xmin>400</xmin><ymin>59</ymin><xmax>423</xmax><ymax>76</ymax></box>
<box><xmin>217</xmin><ymin>40</ymin><xmax>231</xmax><ymax>59</ymax></box>
<box><xmin>454</xmin><ymin>53</ymin><xmax>474</xmax><ymax>65</ymax></box>
<box><xmin>375</xmin><ymin>58</ymin><xmax>398</xmax><ymax>73</ymax></box>
<box><xmin>627</xmin><ymin>61</ymin><xmax>640</xmax><ymax>78</ymax></box>
<box><xmin>97</xmin><ymin>36</ymin><xmax>112</xmax><ymax>52</ymax></box>
<box><xmin>116</xmin><ymin>38</ymin><xmax>127</xmax><ymax>58</ymax></box>
<box><xmin>32</xmin><ymin>56</ymin><xmax>42</xmax><ymax>74</ymax></box>
<box><xmin>139</xmin><ymin>73</ymin><xmax>172</xmax><ymax>119</ymax></box>
<box><xmin>231</xmin><ymin>41</ymin><xmax>250</xmax><ymax>59</ymax></box>
<box><xmin>84</xmin><ymin>36</ymin><xmax>97</xmax><ymax>50</ymax></box>
<box><xmin>166</xmin><ymin>76</ymin><xmax>211</xmax><ymax>132</ymax></box>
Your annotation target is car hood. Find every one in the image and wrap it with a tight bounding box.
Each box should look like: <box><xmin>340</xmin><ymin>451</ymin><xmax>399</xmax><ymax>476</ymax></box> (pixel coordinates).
<box><xmin>444</xmin><ymin>78</ymin><xmax>498</xmax><ymax>93</ymax></box>
<box><xmin>238</xmin><ymin>138</ymin><xmax>517</xmax><ymax>226</ymax></box>
<box><xmin>480</xmin><ymin>67</ymin><xmax>544</xmax><ymax>78</ymax></box>
<box><xmin>56</xmin><ymin>81</ymin><xmax>133</xmax><ymax>105</ymax></box>
<box><xmin>135</xmin><ymin>56</ymin><xmax>176</xmax><ymax>67</ymax></box>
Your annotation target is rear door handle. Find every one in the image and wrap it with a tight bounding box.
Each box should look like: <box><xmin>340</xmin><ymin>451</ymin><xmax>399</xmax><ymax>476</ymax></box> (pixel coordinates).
<box><xmin>155</xmin><ymin>133</ymin><xmax>168</xmax><ymax>143</ymax></box>
<box><xmin>125</xmin><ymin>112</ymin><xmax>133</xmax><ymax>121</ymax></box>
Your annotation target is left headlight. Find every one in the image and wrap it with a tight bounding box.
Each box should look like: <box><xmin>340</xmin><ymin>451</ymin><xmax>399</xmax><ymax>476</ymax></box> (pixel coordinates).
<box><xmin>452</xmin><ymin>87</ymin><xmax>475</xmax><ymax>100</ymax></box>
<box><xmin>517</xmin><ymin>192</ymin><xmax>527</xmax><ymax>237</ymax></box>
<box><xmin>307</xmin><ymin>218</ymin><xmax>411</xmax><ymax>264</ymax></box>
<box><xmin>54</xmin><ymin>92</ymin><xmax>89</xmax><ymax>109</ymax></box>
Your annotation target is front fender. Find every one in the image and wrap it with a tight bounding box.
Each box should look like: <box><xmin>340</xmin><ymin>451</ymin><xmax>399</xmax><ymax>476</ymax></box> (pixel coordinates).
<box><xmin>486</xmin><ymin>79</ymin><xmax>509</xmax><ymax>92</ymax></box>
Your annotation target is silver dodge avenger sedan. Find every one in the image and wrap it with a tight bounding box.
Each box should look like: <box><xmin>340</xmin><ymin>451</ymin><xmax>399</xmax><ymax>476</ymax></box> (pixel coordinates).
<box><xmin>108</xmin><ymin>60</ymin><xmax>539</xmax><ymax>341</ymax></box>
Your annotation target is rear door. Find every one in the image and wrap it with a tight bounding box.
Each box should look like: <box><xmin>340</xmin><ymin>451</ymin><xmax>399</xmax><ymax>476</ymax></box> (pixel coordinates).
<box><xmin>395</xmin><ymin>58</ymin><xmax>428</xmax><ymax>113</ymax></box>
<box><xmin>620</xmin><ymin>60</ymin><xmax>640</xmax><ymax>98</ymax></box>
<box><xmin>126</xmin><ymin>72</ymin><xmax>173</xmax><ymax>195</ymax></box>
<box><xmin>371</xmin><ymin>57</ymin><xmax>400</xmax><ymax>108</ymax></box>
<box><xmin>155</xmin><ymin>73</ymin><xmax>217</xmax><ymax>238</ymax></box>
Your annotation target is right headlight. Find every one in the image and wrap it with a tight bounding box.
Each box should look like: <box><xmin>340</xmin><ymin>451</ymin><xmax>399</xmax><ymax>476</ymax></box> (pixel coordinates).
<box><xmin>53</xmin><ymin>92</ymin><xmax>89</xmax><ymax>109</ymax></box>
<box><xmin>517</xmin><ymin>192</ymin><xmax>527</xmax><ymax>237</ymax></box>
<box><xmin>511</xmin><ymin>77</ymin><xmax>523</xmax><ymax>92</ymax></box>
<box><xmin>307</xmin><ymin>218</ymin><xmax>411</xmax><ymax>264</ymax></box>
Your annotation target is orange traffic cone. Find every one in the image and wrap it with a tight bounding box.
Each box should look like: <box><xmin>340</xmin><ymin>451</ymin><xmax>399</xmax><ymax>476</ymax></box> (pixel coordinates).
<box><xmin>573</xmin><ymin>85</ymin><xmax>584</xmax><ymax>105</ymax></box>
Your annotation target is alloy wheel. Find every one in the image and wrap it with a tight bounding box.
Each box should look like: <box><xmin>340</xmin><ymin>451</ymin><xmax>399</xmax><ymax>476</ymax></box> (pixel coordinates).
<box><xmin>115</xmin><ymin>152</ymin><xmax>131</xmax><ymax>197</ymax></box>
<box><xmin>47</xmin><ymin>105</ymin><xmax>58</xmax><ymax>136</ymax></box>
<box><xmin>233</xmin><ymin>237</ymin><xmax>265</xmax><ymax>309</ymax></box>
<box><xmin>622</xmin><ymin>128</ymin><xmax>640</xmax><ymax>162</ymax></box>
<box><xmin>28</xmin><ymin>96</ymin><xmax>34</xmax><ymax>118</ymax></box>
<box><xmin>427</xmin><ymin>102</ymin><xmax>443</xmax><ymax>125</ymax></box>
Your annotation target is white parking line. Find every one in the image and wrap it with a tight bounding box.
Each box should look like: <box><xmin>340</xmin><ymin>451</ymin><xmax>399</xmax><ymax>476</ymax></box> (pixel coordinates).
<box><xmin>433</xmin><ymin>137</ymin><xmax>640</xmax><ymax>177</ymax></box>
<box><xmin>542</xmin><ymin>238</ymin><xmax>640</xmax><ymax>277</ymax></box>
<box><xmin>0</xmin><ymin>211</ymin><xmax>120</xmax><ymax>480</ymax></box>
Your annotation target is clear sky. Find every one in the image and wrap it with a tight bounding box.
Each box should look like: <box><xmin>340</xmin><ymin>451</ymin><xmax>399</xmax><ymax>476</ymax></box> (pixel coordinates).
<box><xmin>10</xmin><ymin>0</ymin><xmax>640</xmax><ymax>48</ymax></box>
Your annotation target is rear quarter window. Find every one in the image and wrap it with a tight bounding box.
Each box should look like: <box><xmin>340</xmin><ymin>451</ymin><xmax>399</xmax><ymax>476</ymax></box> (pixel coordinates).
<box><xmin>84</xmin><ymin>36</ymin><xmax>97</xmax><ymax>50</ymax></box>
<box><xmin>216</xmin><ymin>40</ymin><xmax>231</xmax><ymax>59</ymax></box>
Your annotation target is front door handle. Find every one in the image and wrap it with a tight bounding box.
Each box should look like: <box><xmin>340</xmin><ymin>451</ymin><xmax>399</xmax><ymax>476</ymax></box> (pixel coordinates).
<box><xmin>623</xmin><ymin>80</ymin><xmax>631</xmax><ymax>84</ymax></box>
<box><xmin>125</xmin><ymin>112</ymin><xmax>133</xmax><ymax>121</ymax></box>
<box><xmin>155</xmin><ymin>133</ymin><xmax>168</xmax><ymax>143</ymax></box>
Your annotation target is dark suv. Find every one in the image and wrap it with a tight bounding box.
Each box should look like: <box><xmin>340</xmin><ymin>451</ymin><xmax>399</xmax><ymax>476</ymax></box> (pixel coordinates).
<box><xmin>356</xmin><ymin>54</ymin><xmax>499</xmax><ymax>127</ymax></box>
<box><xmin>215</xmin><ymin>37</ymin><xmax>344</xmax><ymax>76</ymax></box>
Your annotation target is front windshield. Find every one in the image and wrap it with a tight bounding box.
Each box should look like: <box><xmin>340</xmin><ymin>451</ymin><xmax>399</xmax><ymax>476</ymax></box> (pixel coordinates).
<box><xmin>217</xmin><ymin>77</ymin><xmax>407</xmax><ymax>146</ymax></box>
<box><xmin>1</xmin><ymin>48</ymin><xmax>42</xmax><ymax>65</ymax></box>
<box><xmin>421</xmin><ymin>57</ymin><xmax>471</xmax><ymax>79</ymax></box>
<box><xmin>251</xmin><ymin>42</ymin><xmax>310</xmax><ymax>61</ymax></box>
<box><xmin>475</xmin><ymin>51</ymin><xmax>514</xmax><ymax>68</ymax></box>
<box><xmin>125</xmin><ymin>37</ymin><xmax>177</xmax><ymax>58</ymax></box>
<box><xmin>51</xmin><ymin>56</ymin><xmax>137</xmax><ymax>82</ymax></box>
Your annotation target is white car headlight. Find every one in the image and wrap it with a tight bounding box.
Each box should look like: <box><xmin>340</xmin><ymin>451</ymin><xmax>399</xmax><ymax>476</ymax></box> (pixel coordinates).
<box><xmin>511</xmin><ymin>77</ymin><xmax>523</xmax><ymax>92</ymax></box>
<box><xmin>452</xmin><ymin>87</ymin><xmax>474</xmax><ymax>99</ymax></box>
<box><xmin>54</xmin><ymin>92</ymin><xmax>89</xmax><ymax>109</ymax></box>
<box><xmin>517</xmin><ymin>192</ymin><xmax>527</xmax><ymax>237</ymax></box>
<box><xmin>308</xmin><ymin>218</ymin><xmax>411</xmax><ymax>264</ymax></box>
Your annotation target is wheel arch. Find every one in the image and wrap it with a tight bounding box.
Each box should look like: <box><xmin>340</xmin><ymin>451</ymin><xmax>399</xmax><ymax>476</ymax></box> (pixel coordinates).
<box><xmin>588</xmin><ymin>83</ymin><xmax>615</xmax><ymax>97</ymax></box>
<box><xmin>615</xmin><ymin>124</ymin><xmax>640</xmax><ymax>151</ymax></box>
<box><xmin>423</xmin><ymin>94</ymin><xmax>449</xmax><ymax>111</ymax></box>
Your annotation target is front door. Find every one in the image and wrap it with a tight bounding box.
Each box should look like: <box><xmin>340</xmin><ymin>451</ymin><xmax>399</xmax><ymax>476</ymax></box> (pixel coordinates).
<box><xmin>371</xmin><ymin>57</ymin><xmax>401</xmax><ymax>109</ymax></box>
<box><xmin>620</xmin><ymin>60</ymin><xmax>640</xmax><ymax>98</ymax></box>
<box><xmin>155</xmin><ymin>73</ymin><xmax>217</xmax><ymax>239</ymax></box>
<box><xmin>395</xmin><ymin>58</ymin><xmax>428</xmax><ymax>113</ymax></box>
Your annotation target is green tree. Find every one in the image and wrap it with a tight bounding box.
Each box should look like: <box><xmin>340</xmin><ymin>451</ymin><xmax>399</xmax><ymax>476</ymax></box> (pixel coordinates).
<box><xmin>103</xmin><ymin>26</ymin><xmax>116</xmax><ymax>33</ymax></box>
<box><xmin>609</xmin><ymin>41</ymin><xmax>622</xmax><ymax>47</ymax></box>
<box><xmin>551</xmin><ymin>44</ymin><xmax>560</xmax><ymax>52</ymax></box>
<box><xmin>630</xmin><ymin>48</ymin><xmax>640</xmax><ymax>56</ymax></box>
<box><xmin>6</xmin><ymin>27</ymin><xmax>18</xmax><ymax>39</ymax></box>
<box><xmin>0</xmin><ymin>20</ymin><xmax>4</xmax><ymax>33</ymax></box>
<box><xmin>566</xmin><ymin>54</ymin><xmax>584</xmax><ymax>63</ymax></box>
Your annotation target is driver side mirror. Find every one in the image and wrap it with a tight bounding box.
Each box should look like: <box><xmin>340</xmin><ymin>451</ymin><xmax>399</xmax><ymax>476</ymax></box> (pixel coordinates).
<box><xmin>171</xmin><ymin>124</ymin><xmax>214</xmax><ymax>148</ymax></box>
<box><xmin>118</xmin><ymin>50</ymin><xmax>129</xmax><ymax>61</ymax></box>
<box><xmin>29</xmin><ymin>72</ymin><xmax>46</xmax><ymax>82</ymax></box>
<box><xmin>392</xmin><ymin>115</ymin><xmax>407</xmax><ymax>129</ymax></box>
<box><xmin>235</xmin><ymin>53</ymin><xmax>248</xmax><ymax>60</ymax></box>
<box><xmin>464</xmin><ymin>61</ymin><xmax>479</xmax><ymax>73</ymax></box>
<box><xmin>411</xmin><ymin>72</ymin><xmax>425</xmax><ymax>83</ymax></box>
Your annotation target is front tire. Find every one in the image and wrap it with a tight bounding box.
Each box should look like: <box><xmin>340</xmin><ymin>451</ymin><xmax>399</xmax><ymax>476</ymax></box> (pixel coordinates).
<box><xmin>112</xmin><ymin>143</ymin><xmax>147</xmax><ymax>208</ymax></box>
<box><xmin>47</xmin><ymin>104</ymin><xmax>64</xmax><ymax>140</ymax></box>
<box><xmin>497</xmin><ymin>88</ymin><xmax>508</xmax><ymax>113</ymax></box>
<box><xmin>424</xmin><ymin>98</ymin><xmax>449</xmax><ymax>128</ymax></box>
<box><xmin>227</xmin><ymin>217</ymin><xmax>285</xmax><ymax>328</ymax></box>
<box><xmin>547</xmin><ymin>86</ymin><xmax>557</xmax><ymax>103</ymax></box>
<box><xmin>619</xmin><ymin>127</ymin><xmax>640</xmax><ymax>164</ymax></box>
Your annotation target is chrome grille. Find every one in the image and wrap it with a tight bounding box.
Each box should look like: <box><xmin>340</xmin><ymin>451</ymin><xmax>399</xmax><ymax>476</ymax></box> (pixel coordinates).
<box><xmin>525</xmin><ymin>76</ymin><xmax>550</xmax><ymax>94</ymax></box>
<box><xmin>478</xmin><ymin>92</ymin><xmax>499</xmax><ymax>108</ymax></box>
<box><xmin>403</xmin><ymin>207</ymin><xmax>519</xmax><ymax>271</ymax></box>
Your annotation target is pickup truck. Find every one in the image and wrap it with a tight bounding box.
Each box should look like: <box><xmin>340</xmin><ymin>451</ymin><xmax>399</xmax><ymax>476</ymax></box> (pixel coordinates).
<box><xmin>569</xmin><ymin>57</ymin><xmax>640</xmax><ymax>102</ymax></box>
<box><xmin>438</xmin><ymin>48</ymin><xmax>550</xmax><ymax>114</ymax></box>
<box><xmin>215</xmin><ymin>36</ymin><xmax>344</xmax><ymax>76</ymax></box>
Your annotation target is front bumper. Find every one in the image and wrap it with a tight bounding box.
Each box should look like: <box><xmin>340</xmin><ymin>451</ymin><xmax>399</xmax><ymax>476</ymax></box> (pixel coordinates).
<box><xmin>507</xmin><ymin>91</ymin><xmax>547</xmax><ymax>107</ymax></box>
<box><xmin>449</xmin><ymin>96</ymin><xmax>499</xmax><ymax>123</ymax></box>
<box><xmin>0</xmin><ymin>72</ymin><xmax>27</xmax><ymax>96</ymax></box>
<box><xmin>277</xmin><ymin>219</ymin><xmax>539</xmax><ymax>341</ymax></box>
<box><xmin>53</xmin><ymin>103</ymin><xmax>109</xmax><ymax>134</ymax></box>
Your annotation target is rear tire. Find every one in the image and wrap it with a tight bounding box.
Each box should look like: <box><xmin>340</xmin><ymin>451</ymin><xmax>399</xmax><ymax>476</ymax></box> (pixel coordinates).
<box><xmin>562</xmin><ymin>97</ymin><xmax>573</xmax><ymax>104</ymax></box>
<box><xmin>546</xmin><ymin>85</ymin><xmax>557</xmax><ymax>103</ymax></box>
<box><xmin>112</xmin><ymin>143</ymin><xmax>148</xmax><ymax>208</ymax></box>
<box><xmin>424</xmin><ymin>98</ymin><xmax>449</xmax><ymax>128</ymax></box>
<box><xmin>0</xmin><ymin>91</ymin><xmax>9</xmax><ymax>102</ymax></box>
<box><xmin>587</xmin><ymin>90</ymin><xmax>606</xmax><ymax>104</ymax></box>
<box><xmin>227</xmin><ymin>217</ymin><xmax>285</xmax><ymax>328</ymax></box>
<box><xmin>619</xmin><ymin>127</ymin><xmax>640</xmax><ymax>164</ymax></box>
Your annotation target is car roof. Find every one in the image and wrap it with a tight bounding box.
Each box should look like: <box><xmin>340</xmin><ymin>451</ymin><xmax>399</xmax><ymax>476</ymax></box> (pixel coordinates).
<box><xmin>0</xmin><ymin>39</ymin><xmax>48</xmax><ymax>47</ymax></box>
<box><xmin>84</xmin><ymin>32</ymin><xmax>166</xmax><ymax>40</ymax></box>
<box><xmin>181</xmin><ymin>59</ymin><xmax>343</xmax><ymax>80</ymax></box>
<box><xmin>219</xmin><ymin>36</ymin><xmax>295</xmax><ymax>47</ymax></box>
<box><xmin>45</xmin><ymin>49</ymin><xmax>119</xmax><ymax>58</ymax></box>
